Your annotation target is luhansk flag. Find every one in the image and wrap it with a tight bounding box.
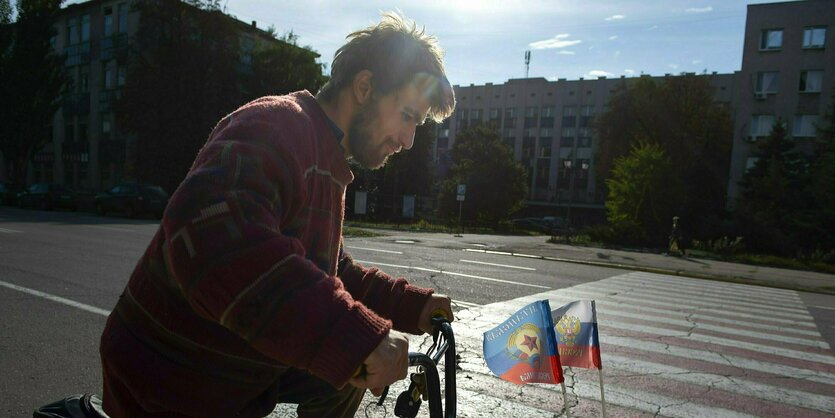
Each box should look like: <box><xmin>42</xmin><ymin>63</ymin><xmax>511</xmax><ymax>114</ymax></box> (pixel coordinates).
<box><xmin>552</xmin><ymin>300</ymin><xmax>602</xmax><ymax>369</ymax></box>
<box><xmin>483</xmin><ymin>300</ymin><xmax>564</xmax><ymax>385</ymax></box>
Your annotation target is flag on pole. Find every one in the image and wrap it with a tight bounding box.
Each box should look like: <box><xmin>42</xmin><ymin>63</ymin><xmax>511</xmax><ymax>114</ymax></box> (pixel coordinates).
<box><xmin>483</xmin><ymin>300</ymin><xmax>563</xmax><ymax>385</ymax></box>
<box><xmin>552</xmin><ymin>300</ymin><xmax>602</xmax><ymax>369</ymax></box>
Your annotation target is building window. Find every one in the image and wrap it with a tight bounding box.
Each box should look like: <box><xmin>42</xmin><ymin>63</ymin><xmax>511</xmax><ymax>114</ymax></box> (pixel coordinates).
<box><xmin>118</xmin><ymin>3</ymin><xmax>129</xmax><ymax>34</ymax></box>
<box><xmin>792</xmin><ymin>114</ymin><xmax>818</xmax><ymax>138</ymax></box>
<box><xmin>67</xmin><ymin>16</ymin><xmax>78</xmax><ymax>45</ymax></box>
<box><xmin>436</xmin><ymin>137</ymin><xmax>449</xmax><ymax>150</ymax></box>
<box><xmin>540</xmin><ymin>127</ymin><xmax>553</xmax><ymax>138</ymax></box>
<box><xmin>438</xmin><ymin>128</ymin><xmax>449</xmax><ymax>138</ymax></box>
<box><xmin>562</xmin><ymin>106</ymin><xmax>577</xmax><ymax>127</ymax></box>
<box><xmin>755</xmin><ymin>71</ymin><xmax>779</xmax><ymax>94</ymax></box>
<box><xmin>802</xmin><ymin>26</ymin><xmax>826</xmax><ymax>49</ymax></box>
<box><xmin>760</xmin><ymin>29</ymin><xmax>782</xmax><ymax>50</ymax></box>
<box><xmin>799</xmin><ymin>70</ymin><xmax>823</xmax><ymax>93</ymax></box>
<box><xmin>538</xmin><ymin>140</ymin><xmax>552</xmax><ymax>158</ymax></box>
<box><xmin>745</xmin><ymin>157</ymin><xmax>759</xmax><ymax>171</ymax></box>
<box><xmin>104</xmin><ymin>6</ymin><xmax>114</xmax><ymax>37</ymax></box>
<box><xmin>504</xmin><ymin>107</ymin><xmax>516</xmax><ymax>128</ymax></box>
<box><xmin>750</xmin><ymin>114</ymin><xmax>775</xmax><ymax>138</ymax></box>
<box><xmin>81</xmin><ymin>14</ymin><xmax>90</xmax><ymax>42</ymax></box>
<box><xmin>102</xmin><ymin>115</ymin><xmax>112</xmax><ymax>140</ymax></box>
<box><xmin>579</xmin><ymin>105</ymin><xmax>595</xmax><ymax>127</ymax></box>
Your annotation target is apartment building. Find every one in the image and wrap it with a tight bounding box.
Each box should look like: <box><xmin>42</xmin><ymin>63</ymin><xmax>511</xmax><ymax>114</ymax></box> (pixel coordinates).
<box><xmin>30</xmin><ymin>0</ymin><xmax>278</xmax><ymax>190</ymax></box>
<box><xmin>437</xmin><ymin>73</ymin><xmax>736</xmax><ymax>221</ymax></box>
<box><xmin>438</xmin><ymin>0</ymin><xmax>832</xmax><ymax>219</ymax></box>
<box><xmin>726</xmin><ymin>0</ymin><xmax>834</xmax><ymax>204</ymax></box>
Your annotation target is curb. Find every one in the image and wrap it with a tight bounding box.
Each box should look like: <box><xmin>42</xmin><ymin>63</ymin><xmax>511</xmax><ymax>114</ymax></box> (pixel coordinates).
<box><xmin>464</xmin><ymin>249</ymin><xmax>835</xmax><ymax>296</ymax></box>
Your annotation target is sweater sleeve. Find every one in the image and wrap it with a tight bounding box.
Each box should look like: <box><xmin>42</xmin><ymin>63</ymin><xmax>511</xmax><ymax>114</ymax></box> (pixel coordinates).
<box><xmin>159</xmin><ymin>108</ymin><xmax>388</xmax><ymax>388</ymax></box>
<box><xmin>337</xmin><ymin>247</ymin><xmax>434</xmax><ymax>335</ymax></box>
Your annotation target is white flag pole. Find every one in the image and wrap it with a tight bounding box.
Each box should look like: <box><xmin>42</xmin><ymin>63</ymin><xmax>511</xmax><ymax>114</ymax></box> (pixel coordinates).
<box><xmin>561</xmin><ymin>381</ymin><xmax>569</xmax><ymax>416</ymax></box>
<box><xmin>598</xmin><ymin>368</ymin><xmax>607</xmax><ymax>417</ymax></box>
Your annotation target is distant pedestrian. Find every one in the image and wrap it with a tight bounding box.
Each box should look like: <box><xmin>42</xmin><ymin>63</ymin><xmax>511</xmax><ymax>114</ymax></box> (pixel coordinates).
<box><xmin>669</xmin><ymin>216</ymin><xmax>685</xmax><ymax>256</ymax></box>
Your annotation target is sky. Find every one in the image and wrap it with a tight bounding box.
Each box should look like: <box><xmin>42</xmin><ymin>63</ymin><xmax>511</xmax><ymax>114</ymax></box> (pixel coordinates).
<box><xmin>212</xmin><ymin>0</ymin><xmax>782</xmax><ymax>87</ymax></box>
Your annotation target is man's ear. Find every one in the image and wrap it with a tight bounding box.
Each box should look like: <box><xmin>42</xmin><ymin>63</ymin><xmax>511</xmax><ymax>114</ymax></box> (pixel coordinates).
<box><xmin>352</xmin><ymin>70</ymin><xmax>374</xmax><ymax>105</ymax></box>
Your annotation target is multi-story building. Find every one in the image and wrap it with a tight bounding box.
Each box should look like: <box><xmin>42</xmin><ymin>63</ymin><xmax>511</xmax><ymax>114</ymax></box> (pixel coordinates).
<box><xmin>726</xmin><ymin>0</ymin><xmax>833</xmax><ymax>204</ymax></box>
<box><xmin>437</xmin><ymin>73</ymin><xmax>736</xmax><ymax>223</ymax></box>
<box><xmin>29</xmin><ymin>0</ymin><xmax>281</xmax><ymax>191</ymax></box>
<box><xmin>438</xmin><ymin>0</ymin><xmax>832</xmax><ymax>221</ymax></box>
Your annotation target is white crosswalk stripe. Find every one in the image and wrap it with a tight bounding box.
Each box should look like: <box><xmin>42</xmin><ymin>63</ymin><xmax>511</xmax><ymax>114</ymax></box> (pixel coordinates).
<box><xmin>429</xmin><ymin>272</ymin><xmax>835</xmax><ymax>417</ymax></box>
<box><xmin>271</xmin><ymin>271</ymin><xmax>835</xmax><ymax>417</ymax></box>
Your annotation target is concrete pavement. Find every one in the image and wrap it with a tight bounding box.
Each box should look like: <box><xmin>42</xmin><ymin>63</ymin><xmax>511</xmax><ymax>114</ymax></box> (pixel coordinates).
<box><xmin>367</xmin><ymin>230</ymin><xmax>835</xmax><ymax>295</ymax></box>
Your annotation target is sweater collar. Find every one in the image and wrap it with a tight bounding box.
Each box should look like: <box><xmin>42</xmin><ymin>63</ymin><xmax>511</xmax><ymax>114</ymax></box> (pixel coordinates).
<box><xmin>292</xmin><ymin>91</ymin><xmax>354</xmax><ymax>186</ymax></box>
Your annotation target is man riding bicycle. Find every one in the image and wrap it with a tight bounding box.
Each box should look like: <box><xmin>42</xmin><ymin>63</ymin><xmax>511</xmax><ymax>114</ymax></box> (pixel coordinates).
<box><xmin>98</xmin><ymin>12</ymin><xmax>456</xmax><ymax>418</ymax></box>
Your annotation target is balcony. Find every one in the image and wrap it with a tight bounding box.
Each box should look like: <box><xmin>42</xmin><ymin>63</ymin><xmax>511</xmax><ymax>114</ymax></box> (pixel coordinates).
<box><xmin>100</xmin><ymin>33</ymin><xmax>128</xmax><ymax>61</ymax></box>
<box><xmin>63</xmin><ymin>93</ymin><xmax>90</xmax><ymax>116</ymax></box>
<box><xmin>99</xmin><ymin>89</ymin><xmax>122</xmax><ymax>112</ymax></box>
<box><xmin>65</xmin><ymin>42</ymin><xmax>92</xmax><ymax>66</ymax></box>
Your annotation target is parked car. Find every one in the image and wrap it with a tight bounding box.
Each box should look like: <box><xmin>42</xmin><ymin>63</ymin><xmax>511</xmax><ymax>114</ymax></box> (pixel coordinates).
<box><xmin>17</xmin><ymin>183</ymin><xmax>78</xmax><ymax>211</ymax></box>
<box><xmin>0</xmin><ymin>183</ymin><xmax>25</xmax><ymax>206</ymax></box>
<box><xmin>512</xmin><ymin>216</ymin><xmax>567</xmax><ymax>234</ymax></box>
<box><xmin>94</xmin><ymin>183</ymin><xmax>169</xmax><ymax>218</ymax></box>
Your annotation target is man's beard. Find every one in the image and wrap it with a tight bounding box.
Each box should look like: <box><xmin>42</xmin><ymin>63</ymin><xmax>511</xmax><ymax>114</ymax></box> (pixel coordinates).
<box><xmin>348</xmin><ymin>99</ymin><xmax>389</xmax><ymax>169</ymax></box>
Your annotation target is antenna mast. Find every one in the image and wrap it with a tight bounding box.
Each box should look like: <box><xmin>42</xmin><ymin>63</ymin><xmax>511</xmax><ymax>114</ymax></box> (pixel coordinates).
<box><xmin>525</xmin><ymin>50</ymin><xmax>531</xmax><ymax>78</ymax></box>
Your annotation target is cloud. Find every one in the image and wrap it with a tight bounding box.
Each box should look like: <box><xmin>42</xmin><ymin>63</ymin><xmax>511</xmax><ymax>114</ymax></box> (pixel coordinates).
<box><xmin>624</xmin><ymin>69</ymin><xmax>635</xmax><ymax>75</ymax></box>
<box><xmin>692</xmin><ymin>59</ymin><xmax>702</xmax><ymax>65</ymax></box>
<box><xmin>587</xmin><ymin>70</ymin><xmax>614</xmax><ymax>78</ymax></box>
<box><xmin>668</xmin><ymin>64</ymin><xmax>680</xmax><ymax>69</ymax></box>
<box><xmin>559</xmin><ymin>50</ymin><xmax>576</xmax><ymax>55</ymax></box>
<box><xmin>685</xmin><ymin>6</ymin><xmax>713</xmax><ymax>13</ymax></box>
<box><xmin>529</xmin><ymin>34</ymin><xmax>582</xmax><ymax>49</ymax></box>
<box><xmin>646</xmin><ymin>25</ymin><xmax>659</xmax><ymax>31</ymax></box>
<box><xmin>608</xmin><ymin>35</ymin><xmax>618</xmax><ymax>40</ymax></box>
<box><xmin>614</xmin><ymin>50</ymin><xmax>621</xmax><ymax>57</ymax></box>
<box><xmin>605</xmin><ymin>14</ymin><xmax>625</xmax><ymax>21</ymax></box>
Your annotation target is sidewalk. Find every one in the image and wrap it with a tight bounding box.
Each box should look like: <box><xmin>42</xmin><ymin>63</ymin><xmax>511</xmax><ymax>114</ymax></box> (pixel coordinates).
<box><xmin>374</xmin><ymin>231</ymin><xmax>835</xmax><ymax>295</ymax></box>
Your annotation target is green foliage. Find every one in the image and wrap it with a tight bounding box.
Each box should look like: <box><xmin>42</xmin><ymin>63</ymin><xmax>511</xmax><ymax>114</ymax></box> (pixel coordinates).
<box><xmin>596</xmin><ymin>74</ymin><xmax>733</xmax><ymax>240</ymax></box>
<box><xmin>605</xmin><ymin>141</ymin><xmax>683</xmax><ymax>242</ymax></box>
<box><xmin>0</xmin><ymin>0</ymin><xmax>69</xmax><ymax>183</ymax></box>
<box><xmin>735</xmin><ymin>119</ymin><xmax>811</xmax><ymax>255</ymax></box>
<box><xmin>437</xmin><ymin>124</ymin><xmax>528</xmax><ymax>225</ymax></box>
<box><xmin>118</xmin><ymin>0</ymin><xmax>326</xmax><ymax>193</ymax></box>
<box><xmin>242</xmin><ymin>33</ymin><xmax>326</xmax><ymax>101</ymax></box>
<box><xmin>691</xmin><ymin>236</ymin><xmax>746</xmax><ymax>258</ymax></box>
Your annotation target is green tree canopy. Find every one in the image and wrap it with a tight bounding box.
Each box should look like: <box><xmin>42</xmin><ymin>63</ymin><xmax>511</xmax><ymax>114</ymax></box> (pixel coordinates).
<box><xmin>735</xmin><ymin>120</ymin><xmax>810</xmax><ymax>254</ymax></box>
<box><xmin>118</xmin><ymin>0</ymin><xmax>326</xmax><ymax>193</ymax></box>
<box><xmin>437</xmin><ymin>124</ymin><xmax>528</xmax><ymax>225</ymax></box>
<box><xmin>0</xmin><ymin>0</ymin><xmax>68</xmax><ymax>183</ymax></box>
<box><xmin>605</xmin><ymin>141</ymin><xmax>683</xmax><ymax>242</ymax></box>
<box><xmin>596</xmin><ymin>74</ymin><xmax>733</xmax><ymax>239</ymax></box>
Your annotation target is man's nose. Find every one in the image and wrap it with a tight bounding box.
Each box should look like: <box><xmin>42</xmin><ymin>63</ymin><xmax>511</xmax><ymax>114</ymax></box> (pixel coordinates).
<box><xmin>399</xmin><ymin>127</ymin><xmax>416</xmax><ymax>150</ymax></box>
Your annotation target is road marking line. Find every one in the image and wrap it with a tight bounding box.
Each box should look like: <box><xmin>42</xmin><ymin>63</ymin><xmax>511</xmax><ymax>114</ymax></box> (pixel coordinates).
<box><xmin>454</xmin><ymin>300</ymin><xmax>482</xmax><ymax>309</ymax></box>
<box><xmin>0</xmin><ymin>280</ymin><xmax>110</xmax><ymax>317</ymax></box>
<box><xmin>344</xmin><ymin>246</ymin><xmax>403</xmax><ymax>255</ymax></box>
<box><xmin>83</xmin><ymin>225</ymin><xmax>134</xmax><ymax>233</ymax></box>
<box><xmin>353</xmin><ymin>259</ymin><xmax>550</xmax><ymax>290</ymax></box>
<box><xmin>0</xmin><ymin>227</ymin><xmax>23</xmax><ymax>233</ymax></box>
<box><xmin>460</xmin><ymin>259</ymin><xmax>535</xmax><ymax>271</ymax></box>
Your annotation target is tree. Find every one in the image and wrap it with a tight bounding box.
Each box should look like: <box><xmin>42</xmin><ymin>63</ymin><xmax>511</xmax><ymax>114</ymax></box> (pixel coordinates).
<box><xmin>373</xmin><ymin>123</ymin><xmax>435</xmax><ymax>219</ymax></box>
<box><xmin>799</xmin><ymin>88</ymin><xmax>835</xmax><ymax>252</ymax></box>
<box><xmin>605</xmin><ymin>141</ymin><xmax>683</xmax><ymax>243</ymax></box>
<box><xmin>596</xmin><ymin>74</ymin><xmax>733</xmax><ymax>239</ymax></box>
<box><xmin>117</xmin><ymin>0</ymin><xmax>241</xmax><ymax>192</ymax></box>
<box><xmin>437</xmin><ymin>124</ymin><xmax>528</xmax><ymax>225</ymax></box>
<box><xmin>242</xmin><ymin>33</ymin><xmax>326</xmax><ymax>101</ymax></box>
<box><xmin>0</xmin><ymin>0</ymin><xmax>68</xmax><ymax>183</ymax></box>
<box><xmin>735</xmin><ymin>120</ymin><xmax>810</xmax><ymax>254</ymax></box>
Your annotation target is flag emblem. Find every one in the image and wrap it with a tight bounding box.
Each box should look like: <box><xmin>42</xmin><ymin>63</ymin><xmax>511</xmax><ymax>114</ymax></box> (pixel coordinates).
<box><xmin>507</xmin><ymin>323</ymin><xmax>542</xmax><ymax>362</ymax></box>
<box><xmin>556</xmin><ymin>315</ymin><xmax>582</xmax><ymax>347</ymax></box>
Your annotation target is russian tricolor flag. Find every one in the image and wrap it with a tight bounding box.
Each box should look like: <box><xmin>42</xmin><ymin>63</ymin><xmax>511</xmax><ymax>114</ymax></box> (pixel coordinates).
<box><xmin>483</xmin><ymin>300</ymin><xmax>564</xmax><ymax>385</ymax></box>
<box><xmin>552</xmin><ymin>300</ymin><xmax>602</xmax><ymax>369</ymax></box>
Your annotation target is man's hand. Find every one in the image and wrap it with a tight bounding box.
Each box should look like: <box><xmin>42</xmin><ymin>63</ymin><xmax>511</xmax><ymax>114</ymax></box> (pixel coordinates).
<box><xmin>348</xmin><ymin>330</ymin><xmax>409</xmax><ymax>396</ymax></box>
<box><xmin>418</xmin><ymin>294</ymin><xmax>454</xmax><ymax>335</ymax></box>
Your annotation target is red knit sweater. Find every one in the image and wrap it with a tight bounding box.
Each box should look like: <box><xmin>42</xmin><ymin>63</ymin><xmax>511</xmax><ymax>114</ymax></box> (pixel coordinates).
<box><xmin>99</xmin><ymin>91</ymin><xmax>433</xmax><ymax>417</ymax></box>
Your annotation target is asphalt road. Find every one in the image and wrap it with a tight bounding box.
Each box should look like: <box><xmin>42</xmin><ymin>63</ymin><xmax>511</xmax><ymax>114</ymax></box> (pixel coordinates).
<box><xmin>2</xmin><ymin>206</ymin><xmax>833</xmax><ymax>417</ymax></box>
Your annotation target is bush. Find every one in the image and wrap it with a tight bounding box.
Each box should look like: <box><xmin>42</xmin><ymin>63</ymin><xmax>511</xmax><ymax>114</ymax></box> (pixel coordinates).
<box><xmin>691</xmin><ymin>236</ymin><xmax>746</xmax><ymax>258</ymax></box>
<box><xmin>585</xmin><ymin>221</ymin><xmax>651</xmax><ymax>247</ymax></box>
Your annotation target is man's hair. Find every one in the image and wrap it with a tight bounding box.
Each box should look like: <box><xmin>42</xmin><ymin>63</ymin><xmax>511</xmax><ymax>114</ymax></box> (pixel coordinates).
<box><xmin>317</xmin><ymin>12</ymin><xmax>456</xmax><ymax>123</ymax></box>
